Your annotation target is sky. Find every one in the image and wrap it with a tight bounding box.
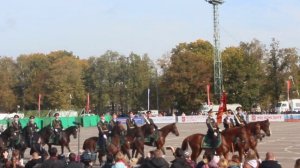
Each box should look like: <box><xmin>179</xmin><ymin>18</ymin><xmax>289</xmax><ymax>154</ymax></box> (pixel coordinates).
<box><xmin>0</xmin><ymin>0</ymin><xmax>300</xmax><ymax>61</ymax></box>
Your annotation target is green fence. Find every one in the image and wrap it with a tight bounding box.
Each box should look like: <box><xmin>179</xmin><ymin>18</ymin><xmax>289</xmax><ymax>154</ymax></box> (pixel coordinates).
<box><xmin>0</xmin><ymin>115</ymin><xmax>104</xmax><ymax>129</ymax></box>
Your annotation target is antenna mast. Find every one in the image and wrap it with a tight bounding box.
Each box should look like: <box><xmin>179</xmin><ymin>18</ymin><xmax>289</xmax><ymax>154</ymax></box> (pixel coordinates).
<box><xmin>206</xmin><ymin>0</ymin><xmax>224</xmax><ymax>100</ymax></box>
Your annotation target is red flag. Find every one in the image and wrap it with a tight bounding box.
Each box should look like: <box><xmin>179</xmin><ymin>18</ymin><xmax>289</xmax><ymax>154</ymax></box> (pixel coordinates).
<box><xmin>287</xmin><ymin>80</ymin><xmax>291</xmax><ymax>91</ymax></box>
<box><xmin>86</xmin><ymin>93</ymin><xmax>90</xmax><ymax>113</ymax></box>
<box><xmin>217</xmin><ymin>91</ymin><xmax>227</xmax><ymax>124</ymax></box>
<box><xmin>207</xmin><ymin>84</ymin><xmax>211</xmax><ymax>105</ymax></box>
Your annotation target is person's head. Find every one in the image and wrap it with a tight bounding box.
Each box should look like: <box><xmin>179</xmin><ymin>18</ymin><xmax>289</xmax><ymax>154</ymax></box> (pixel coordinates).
<box><xmin>115</xmin><ymin>151</ymin><xmax>125</xmax><ymax>162</ymax></box>
<box><xmin>100</xmin><ymin>114</ymin><xmax>105</xmax><ymax>120</ymax></box>
<box><xmin>69</xmin><ymin>153</ymin><xmax>77</xmax><ymax>162</ymax></box>
<box><xmin>153</xmin><ymin>149</ymin><xmax>163</xmax><ymax>158</ymax></box>
<box><xmin>207</xmin><ymin>109</ymin><xmax>213</xmax><ymax>117</ymax></box>
<box><xmin>29</xmin><ymin>115</ymin><xmax>35</xmax><ymax>122</ymax></box>
<box><xmin>226</xmin><ymin>111</ymin><xmax>231</xmax><ymax>116</ymax></box>
<box><xmin>13</xmin><ymin>115</ymin><xmax>19</xmax><ymax>122</ymax></box>
<box><xmin>146</xmin><ymin>111</ymin><xmax>151</xmax><ymax>117</ymax></box>
<box><xmin>12</xmin><ymin>149</ymin><xmax>20</xmax><ymax>160</ymax></box>
<box><xmin>184</xmin><ymin>151</ymin><xmax>191</xmax><ymax>160</ymax></box>
<box><xmin>231</xmin><ymin>154</ymin><xmax>240</xmax><ymax>163</ymax></box>
<box><xmin>129</xmin><ymin>111</ymin><xmax>134</xmax><ymax>118</ymax></box>
<box><xmin>49</xmin><ymin>147</ymin><xmax>58</xmax><ymax>157</ymax></box>
<box><xmin>54</xmin><ymin>113</ymin><xmax>59</xmax><ymax>119</ymax></box>
<box><xmin>218</xmin><ymin>158</ymin><xmax>228</xmax><ymax>168</ymax></box>
<box><xmin>265</xmin><ymin>152</ymin><xmax>275</xmax><ymax>161</ymax></box>
<box><xmin>236</xmin><ymin>107</ymin><xmax>242</xmax><ymax>113</ymax></box>
<box><xmin>295</xmin><ymin>158</ymin><xmax>300</xmax><ymax>168</ymax></box>
<box><xmin>112</xmin><ymin>113</ymin><xmax>117</xmax><ymax>119</ymax></box>
<box><xmin>0</xmin><ymin>149</ymin><xmax>9</xmax><ymax>159</ymax></box>
<box><xmin>32</xmin><ymin>152</ymin><xmax>40</xmax><ymax>160</ymax></box>
<box><xmin>245</xmin><ymin>150</ymin><xmax>257</xmax><ymax>161</ymax></box>
<box><xmin>174</xmin><ymin>148</ymin><xmax>185</xmax><ymax>159</ymax></box>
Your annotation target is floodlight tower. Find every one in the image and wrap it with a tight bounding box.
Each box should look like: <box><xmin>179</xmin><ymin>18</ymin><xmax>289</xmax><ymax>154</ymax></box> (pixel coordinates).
<box><xmin>206</xmin><ymin>0</ymin><xmax>224</xmax><ymax>100</ymax></box>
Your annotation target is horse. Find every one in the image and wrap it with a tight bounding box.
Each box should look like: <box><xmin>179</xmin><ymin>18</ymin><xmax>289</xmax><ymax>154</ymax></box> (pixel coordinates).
<box><xmin>181</xmin><ymin>122</ymin><xmax>262</xmax><ymax>162</ymax></box>
<box><xmin>143</xmin><ymin>123</ymin><xmax>179</xmax><ymax>155</ymax></box>
<box><xmin>243</xmin><ymin>119</ymin><xmax>271</xmax><ymax>159</ymax></box>
<box><xmin>83</xmin><ymin>121</ymin><xmax>126</xmax><ymax>165</ymax></box>
<box><xmin>123</xmin><ymin>123</ymin><xmax>155</xmax><ymax>159</ymax></box>
<box><xmin>0</xmin><ymin>126</ymin><xmax>27</xmax><ymax>158</ymax></box>
<box><xmin>38</xmin><ymin>125</ymin><xmax>78</xmax><ymax>154</ymax></box>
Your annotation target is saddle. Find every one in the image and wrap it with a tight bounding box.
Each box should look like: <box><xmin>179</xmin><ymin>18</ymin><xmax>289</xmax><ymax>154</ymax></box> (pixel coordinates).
<box><xmin>201</xmin><ymin>134</ymin><xmax>222</xmax><ymax>149</ymax></box>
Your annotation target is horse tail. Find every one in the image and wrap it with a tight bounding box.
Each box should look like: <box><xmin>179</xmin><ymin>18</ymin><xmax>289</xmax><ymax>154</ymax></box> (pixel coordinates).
<box><xmin>181</xmin><ymin>136</ymin><xmax>189</xmax><ymax>151</ymax></box>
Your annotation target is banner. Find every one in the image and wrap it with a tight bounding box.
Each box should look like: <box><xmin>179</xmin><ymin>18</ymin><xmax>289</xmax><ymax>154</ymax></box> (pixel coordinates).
<box><xmin>217</xmin><ymin>91</ymin><xmax>227</xmax><ymax>124</ymax></box>
<box><xmin>150</xmin><ymin>116</ymin><xmax>176</xmax><ymax>123</ymax></box>
<box><xmin>248</xmin><ymin>114</ymin><xmax>284</xmax><ymax>122</ymax></box>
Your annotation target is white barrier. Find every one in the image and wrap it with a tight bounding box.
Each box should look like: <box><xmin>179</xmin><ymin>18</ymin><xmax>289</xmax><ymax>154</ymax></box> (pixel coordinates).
<box><xmin>150</xmin><ymin>116</ymin><xmax>176</xmax><ymax>123</ymax></box>
<box><xmin>177</xmin><ymin>115</ymin><xmax>207</xmax><ymax>123</ymax></box>
<box><xmin>0</xmin><ymin>113</ymin><xmax>25</xmax><ymax>120</ymax></box>
<box><xmin>248</xmin><ymin>114</ymin><xmax>284</xmax><ymax>122</ymax></box>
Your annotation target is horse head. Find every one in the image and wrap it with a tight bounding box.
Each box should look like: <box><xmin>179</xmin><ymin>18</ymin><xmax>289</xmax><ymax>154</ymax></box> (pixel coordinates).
<box><xmin>170</xmin><ymin>123</ymin><xmax>179</xmax><ymax>136</ymax></box>
<box><xmin>260</xmin><ymin>119</ymin><xmax>271</xmax><ymax>136</ymax></box>
<box><xmin>65</xmin><ymin>126</ymin><xmax>78</xmax><ymax>139</ymax></box>
<box><xmin>112</xmin><ymin>122</ymin><xmax>126</xmax><ymax>136</ymax></box>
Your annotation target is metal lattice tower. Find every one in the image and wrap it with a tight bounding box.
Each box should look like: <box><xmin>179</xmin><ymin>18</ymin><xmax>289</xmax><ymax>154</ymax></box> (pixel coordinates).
<box><xmin>206</xmin><ymin>0</ymin><xmax>224</xmax><ymax>100</ymax></box>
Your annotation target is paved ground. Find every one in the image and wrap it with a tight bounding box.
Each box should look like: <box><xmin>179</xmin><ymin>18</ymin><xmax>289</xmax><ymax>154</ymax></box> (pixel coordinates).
<box><xmin>22</xmin><ymin>122</ymin><xmax>300</xmax><ymax>167</ymax></box>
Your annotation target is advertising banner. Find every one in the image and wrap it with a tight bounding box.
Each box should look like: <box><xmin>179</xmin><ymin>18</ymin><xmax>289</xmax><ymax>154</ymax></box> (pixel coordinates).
<box><xmin>248</xmin><ymin>114</ymin><xmax>284</xmax><ymax>122</ymax></box>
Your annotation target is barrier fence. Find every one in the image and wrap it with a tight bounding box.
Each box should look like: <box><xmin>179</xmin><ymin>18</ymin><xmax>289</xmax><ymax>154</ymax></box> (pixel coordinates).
<box><xmin>0</xmin><ymin>114</ymin><xmax>299</xmax><ymax>129</ymax></box>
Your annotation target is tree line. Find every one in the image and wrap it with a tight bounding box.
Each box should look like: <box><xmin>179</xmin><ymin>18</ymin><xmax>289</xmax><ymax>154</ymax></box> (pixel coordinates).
<box><xmin>0</xmin><ymin>38</ymin><xmax>299</xmax><ymax>114</ymax></box>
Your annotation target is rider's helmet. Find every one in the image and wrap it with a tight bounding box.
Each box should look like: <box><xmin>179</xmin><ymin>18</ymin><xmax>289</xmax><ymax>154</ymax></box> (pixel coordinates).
<box><xmin>14</xmin><ymin>115</ymin><xmax>19</xmax><ymax>118</ymax></box>
<box><xmin>29</xmin><ymin>115</ymin><xmax>35</xmax><ymax>119</ymax></box>
<box><xmin>54</xmin><ymin>113</ymin><xmax>60</xmax><ymax>117</ymax></box>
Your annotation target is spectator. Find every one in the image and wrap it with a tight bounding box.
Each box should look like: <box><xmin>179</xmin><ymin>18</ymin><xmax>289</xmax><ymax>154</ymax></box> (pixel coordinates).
<box><xmin>30</xmin><ymin>137</ymin><xmax>48</xmax><ymax>161</ymax></box>
<box><xmin>25</xmin><ymin>152</ymin><xmax>42</xmax><ymax>168</ymax></box>
<box><xmin>259</xmin><ymin>152</ymin><xmax>281</xmax><ymax>168</ymax></box>
<box><xmin>208</xmin><ymin>155</ymin><xmax>220</xmax><ymax>168</ymax></box>
<box><xmin>196</xmin><ymin>153</ymin><xmax>210</xmax><ymax>168</ymax></box>
<box><xmin>228</xmin><ymin>155</ymin><xmax>241</xmax><ymax>168</ymax></box>
<box><xmin>243</xmin><ymin>150</ymin><xmax>260</xmax><ymax>168</ymax></box>
<box><xmin>0</xmin><ymin>149</ymin><xmax>9</xmax><ymax>168</ymax></box>
<box><xmin>184</xmin><ymin>151</ymin><xmax>196</xmax><ymax>168</ymax></box>
<box><xmin>9</xmin><ymin>149</ymin><xmax>24</xmax><ymax>168</ymax></box>
<box><xmin>112</xmin><ymin>152</ymin><xmax>128</xmax><ymax>168</ymax></box>
<box><xmin>66</xmin><ymin>153</ymin><xmax>84</xmax><ymax>168</ymax></box>
<box><xmin>295</xmin><ymin>159</ymin><xmax>300</xmax><ymax>168</ymax></box>
<box><xmin>41</xmin><ymin>147</ymin><xmax>66</xmax><ymax>168</ymax></box>
<box><xmin>170</xmin><ymin>147</ymin><xmax>192</xmax><ymax>168</ymax></box>
<box><xmin>218</xmin><ymin>158</ymin><xmax>228</xmax><ymax>168</ymax></box>
<box><xmin>142</xmin><ymin>149</ymin><xmax>169</xmax><ymax>168</ymax></box>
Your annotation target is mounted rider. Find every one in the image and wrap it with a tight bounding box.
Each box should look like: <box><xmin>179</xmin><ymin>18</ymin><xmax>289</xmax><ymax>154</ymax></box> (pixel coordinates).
<box><xmin>144</xmin><ymin>110</ymin><xmax>158</xmax><ymax>146</ymax></box>
<box><xmin>223</xmin><ymin>110</ymin><xmax>235</xmax><ymax>129</ymax></box>
<box><xmin>126</xmin><ymin>111</ymin><xmax>137</xmax><ymax>135</ymax></box>
<box><xmin>50</xmin><ymin>112</ymin><xmax>63</xmax><ymax>144</ymax></box>
<box><xmin>26</xmin><ymin>115</ymin><xmax>39</xmax><ymax>146</ymax></box>
<box><xmin>8</xmin><ymin>114</ymin><xmax>22</xmax><ymax>147</ymax></box>
<box><xmin>206</xmin><ymin>109</ymin><xmax>220</xmax><ymax>154</ymax></box>
<box><xmin>109</xmin><ymin>113</ymin><xmax>118</xmax><ymax>131</ymax></box>
<box><xmin>97</xmin><ymin>113</ymin><xmax>109</xmax><ymax>152</ymax></box>
<box><xmin>234</xmin><ymin>107</ymin><xmax>247</xmax><ymax>126</ymax></box>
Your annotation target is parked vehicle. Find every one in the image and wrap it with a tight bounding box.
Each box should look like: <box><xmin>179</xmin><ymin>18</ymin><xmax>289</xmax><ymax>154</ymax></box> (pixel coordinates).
<box><xmin>200</xmin><ymin>103</ymin><xmax>242</xmax><ymax>114</ymax></box>
<box><xmin>275</xmin><ymin>99</ymin><xmax>300</xmax><ymax>113</ymax></box>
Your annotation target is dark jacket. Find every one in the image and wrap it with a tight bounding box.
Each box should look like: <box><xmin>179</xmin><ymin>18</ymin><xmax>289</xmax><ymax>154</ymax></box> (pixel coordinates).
<box><xmin>170</xmin><ymin>157</ymin><xmax>192</xmax><ymax>168</ymax></box>
<box><xmin>30</xmin><ymin>143</ymin><xmax>48</xmax><ymax>161</ymax></box>
<box><xmin>142</xmin><ymin>157</ymin><xmax>169</xmax><ymax>168</ymax></box>
<box><xmin>66</xmin><ymin>161</ymin><xmax>84</xmax><ymax>168</ymax></box>
<box><xmin>223</xmin><ymin>116</ymin><xmax>235</xmax><ymax>129</ymax></box>
<box><xmin>259</xmin><ymin>160</ymin><xmax>281</xmax><ymax>168</ymax></box>
<box><xmin>25</xmin><ymin>158</ymin><xmax>42</xmax><ymax>168</ymax></box>
<box><xmin>41</xmin><ymin>157</ymin><xmax>66</xmax><ymax>168</ymax></box>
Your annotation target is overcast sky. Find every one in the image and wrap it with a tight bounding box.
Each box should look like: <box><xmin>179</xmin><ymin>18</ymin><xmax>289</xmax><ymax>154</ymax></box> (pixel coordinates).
<box><xmin>1</xmin><ymin>0</ymin><xmax>299</xmax><ymax>60</ymax></box>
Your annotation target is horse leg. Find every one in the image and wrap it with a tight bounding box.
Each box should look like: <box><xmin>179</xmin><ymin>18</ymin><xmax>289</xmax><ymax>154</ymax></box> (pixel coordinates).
<box><xmin>161</xmin><ymin>147</ymin><xmax>166</xmax><ymax>155</ymax></box>
<box><xmin>254</xmin><ymin>147</ymin><xmax>260</xmax><ymax>159</ymax></box>
<box><xmin>61</xmin><ymin>145</ymin><xmax>64</xmax><ymax>154</ymax></box>
<box><xmin>191</xmin><ymin>148</ymin><xmax>201</xmax><ymax>162</ymax></box>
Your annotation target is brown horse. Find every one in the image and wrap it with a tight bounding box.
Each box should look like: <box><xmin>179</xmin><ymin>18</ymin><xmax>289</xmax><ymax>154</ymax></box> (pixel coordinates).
<box><xmin>143</xmin><ymin>123</ymin><xmax>179</xmax><ymax>155</ymax></box>
<box><xmin>181</xmin><ymin>123</ymin><xmax>262</xmax><ymax>162</ymax></box>
<box><xmin>122</xmin><ymin>123</ymin><xmax>155</xmax><ymax>159</ymax></box>
<box><xmin>38</xmin><ymin>125</ymin><xmax>78</xmax><ymax>154</ymax></box>
<box><xmin>243</xmin><ymin>120</ymin><xmax>271</xmax><ymax>159</ymax></box>
<box><xmin>82</xmin><ymin>122</ymin><xmax>126</xmax><ymax>165</ymax></box>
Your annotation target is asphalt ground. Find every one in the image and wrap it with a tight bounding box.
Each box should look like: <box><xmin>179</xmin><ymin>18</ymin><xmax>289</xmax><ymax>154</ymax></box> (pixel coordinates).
<box><xmin>21</xmin><ymin>122</ymin><xmax>300</xmax><ymax>167</ymax></box>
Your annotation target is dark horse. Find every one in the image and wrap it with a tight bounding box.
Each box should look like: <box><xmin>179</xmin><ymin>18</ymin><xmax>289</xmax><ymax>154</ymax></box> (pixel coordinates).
<box><xmin>128</xmin><ymin>123</ymin><xmax>155</xmax><ymax>158</ymax></box>
<box><xmin>38</xmin><ymin>125</ymin><xmax>78</xmax><ymax>154</ymax></box>
<box><xmin>83</xmin><ymin>122</ymin><xmax>126</xmax><ymax>165</ymax></box>
<box><xmin>143</xmin><ymin>123</ymin><xmax>179</xmax><ymax>155</ymax></box>
<box><xmin>0</xmin><ymin>127</ymin><xmax>27</xmax><ymax>158</ymax></box>
<box><xmin>181</xmin><ymin>122</ymin><xmax>263</xmax><ymax>162</ymax></box>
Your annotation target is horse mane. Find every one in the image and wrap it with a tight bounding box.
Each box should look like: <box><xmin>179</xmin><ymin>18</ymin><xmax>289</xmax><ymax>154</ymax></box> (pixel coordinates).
<box><xmin>159</xmin><ymin>123</ymin><xmax>175</xmax><ymax>131</ymax></box>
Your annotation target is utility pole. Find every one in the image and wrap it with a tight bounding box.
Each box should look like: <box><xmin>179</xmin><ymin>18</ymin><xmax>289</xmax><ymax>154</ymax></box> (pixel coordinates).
<box><xmin>206</xmin><ymin>0</ymin><xmax>224</xmax><ymax>100</ymax></box>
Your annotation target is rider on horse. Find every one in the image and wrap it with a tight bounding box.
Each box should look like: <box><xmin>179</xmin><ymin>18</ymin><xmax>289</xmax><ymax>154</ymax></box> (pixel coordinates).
<box><xmin>234</xmin><ymin>107</ymin><xmax>247</xmax><ymax>126</ymax></box>
<box><xmin>126</xmin><ymin>111</ymin><xmax>137</xmax><ymax>132</ymax></box>
<box><xmin>8</xmin><ymin>114</ymin><xmax>22</xmax><ymax>147</ymax></box>
<box><xmin>26</xmin><ymin>115</ymin><xmax>39</xmax><ymax>146</ymax></box>
<box><xmin>109</xmin><ymin>113</ymin><xmax>118</xmax><ymax>130</ymax></box>
<box><xmin>97</xmin><ymin>113</ymin><xmax>109</xmax><ymax>152</ymax></box>
<box><xmin>223</xmin><ymin>110</ymin><xmax>235</xmax><ymax>129</ymax></box>
<box><xmin>50</xmin><ymin>112</ymin><xmax>63</xmax><ymax>144</ymax></box>
<box><xmin>144</xmin><ymin>111</ymin><xmax>158</xmax><ymax>146</ymax></box>
<box><xmin>206</xmin><ymin>109</ymin><xmax>220</xmax><ymax>154</ymax></box>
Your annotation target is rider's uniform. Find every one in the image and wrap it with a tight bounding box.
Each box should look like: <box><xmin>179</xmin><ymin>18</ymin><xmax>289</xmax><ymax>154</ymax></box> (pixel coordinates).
<box><xmin>234</xmin><ymin>112</ymin><xmax>247</xmax><ymax>126</ymax></box>
<box><xmin>206</xmin><ymin>115</ymin><xmax>219</xmax><ymax>152</ymax></box>
<box><xmin>223</xmin><ymin>115</ymin><xmax>235</xmax><ymax>129</ymax></box>
<box><xmin>97</xmin><ymin>119</ymin><xmax>109</xmax><ymax>151</ymax></box>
